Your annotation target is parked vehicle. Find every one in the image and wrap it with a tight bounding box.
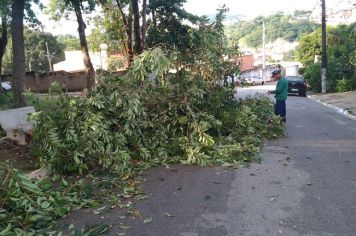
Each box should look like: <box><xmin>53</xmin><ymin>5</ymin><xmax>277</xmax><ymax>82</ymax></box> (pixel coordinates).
<box><xmin>245</xmin><ymin>76</ymin><xmax>264</xmax><ymax>86</ymax></box>
<box><xmin>286</xmin><ymin>76</ymin><xmax>307</xmax><ymax>97</ymax></box>
<box><xmin>1</xmin><ymin>82</ymin><xmax>11</xmax><ymax>92</ymax></box>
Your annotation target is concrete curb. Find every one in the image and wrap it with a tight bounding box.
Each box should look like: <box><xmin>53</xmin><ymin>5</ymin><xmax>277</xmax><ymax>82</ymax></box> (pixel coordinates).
<box><xmin>308</xmin><ymin>95</ymin><xmax>356</xmax><ymax>122</ymax></box>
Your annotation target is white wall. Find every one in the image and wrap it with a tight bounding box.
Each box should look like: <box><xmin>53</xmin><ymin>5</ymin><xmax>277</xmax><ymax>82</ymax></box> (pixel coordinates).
<box><xmin>53</xmin><ymin>50</ymin><xmax>108</xmax><ymax>72</ymax></box>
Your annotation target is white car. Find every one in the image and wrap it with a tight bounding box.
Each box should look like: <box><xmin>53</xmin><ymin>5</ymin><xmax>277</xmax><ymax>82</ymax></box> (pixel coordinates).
<box><xmin>245</xmin><ymin>76</ymin><xmax>265</xmax><ymax>86</ymax></box>
<box><xmin>1</xmin><ymin>82</ymin><xmax>11</xmax><ymax>92</ymax></box>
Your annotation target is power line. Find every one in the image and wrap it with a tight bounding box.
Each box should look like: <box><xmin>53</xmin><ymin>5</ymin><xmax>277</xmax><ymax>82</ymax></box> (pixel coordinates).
<box><xmin>326</xmin><ymin>4</ymin><xmax>356</xmax><ymax>19</ymax></box>
<box><xmin>307</xmin><ymin>0</ymin><xmax>321</xmax><ymax>21</ymax></box>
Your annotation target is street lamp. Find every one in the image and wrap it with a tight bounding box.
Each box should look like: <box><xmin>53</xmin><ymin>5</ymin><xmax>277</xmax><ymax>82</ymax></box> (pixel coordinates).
<box><xmin>99</xmin><ymin>43</ymin><xmax>108</xmax><ymax>69</ymax></box>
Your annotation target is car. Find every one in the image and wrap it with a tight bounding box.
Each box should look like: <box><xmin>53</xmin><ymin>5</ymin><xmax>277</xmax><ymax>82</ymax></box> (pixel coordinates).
<box><xmin>1</xmin><ymin>82</ymin><xmax>11</xmax><ymax>92</ymax></box>
<box><xmin>286</xmin><ymin>76</ymin><xmax>307</xmax><ymax>97</ymax></box>
<box><xmin>245</xmin><ymin>76</ymin><xmax>265</xmax><ymax>86</ymax></box>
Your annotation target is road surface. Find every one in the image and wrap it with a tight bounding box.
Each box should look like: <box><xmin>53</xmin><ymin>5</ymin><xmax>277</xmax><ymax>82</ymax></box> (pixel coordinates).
<box><xmin>60</xmin><ymin>85</ymin><xmax>356</xmax><ymax>235</ymax></box>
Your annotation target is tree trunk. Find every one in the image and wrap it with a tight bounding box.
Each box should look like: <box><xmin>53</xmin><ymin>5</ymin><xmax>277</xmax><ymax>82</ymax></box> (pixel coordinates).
<box><xmin>127</xmin><ymin>3</ymin><xmax>133</xmax><ymax>67</ymax></box>
<box><xmin>0</xmin><ymin>16</ymin><xmax>8</xmax><ymax>95</ymax></box>
<box><xmin>11</xmin><ymin>0</ymin><xmax>27</xmax><ymax>107</ymax></box>
<box><xmin>131</xmin><ymin>0</ymin><xmax>142</xmax><ymax>54</ymax></box>
<box><xmin>115</xmin><ymin>0</ymin><xmax>133</xmax><ymax>68</ymax></box>
<box><xmin>141</xmin><ymin>0</ymin><xmax>147</xmax><ymax>49</ymax></box>
<box><xmin>152</xmin><ymin>10</ymin><xmax>157</xmax><ymax>28</ymax></box>
<box><xmin>74</xmin><ymin>4</ymin><xmax>95</xmax><ymax>90</ymax></box>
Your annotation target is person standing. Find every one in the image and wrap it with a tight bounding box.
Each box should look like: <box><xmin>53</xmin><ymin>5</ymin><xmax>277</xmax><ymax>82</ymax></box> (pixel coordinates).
<box><xmin>268</xmin><ymin>70</ymin><xmax>288</xmax><ymax>122</ymax></box>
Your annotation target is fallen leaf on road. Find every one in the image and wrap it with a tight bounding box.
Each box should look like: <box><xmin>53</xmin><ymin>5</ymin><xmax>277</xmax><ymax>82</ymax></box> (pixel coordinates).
<box><xmin>144</xmin><ymin>217</ymin><xmax>153</xmax><ymax>224</ymax></box>
<box><xmin>119</xmin><ymin>224</ymin><xmax>131</xmax><ymax>230</ymax></box>
<box><xmin>164</xmin><ymin>212</ymin><xmax>175</xmax><ymax>217</ymax></box>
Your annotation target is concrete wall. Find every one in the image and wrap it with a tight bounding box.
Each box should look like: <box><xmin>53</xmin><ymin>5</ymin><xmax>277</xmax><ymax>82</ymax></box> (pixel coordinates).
<box><xmin>1</xmin><ymin>70</ymin><xmax>87</xmax><ymax>92</ymax></box>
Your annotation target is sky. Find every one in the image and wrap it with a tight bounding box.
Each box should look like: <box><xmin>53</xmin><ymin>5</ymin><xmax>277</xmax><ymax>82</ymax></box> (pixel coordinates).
<box><xmin>37</xmin><ymin>0</ymin><xmax>352</xmax><ymax>36</ymax></box>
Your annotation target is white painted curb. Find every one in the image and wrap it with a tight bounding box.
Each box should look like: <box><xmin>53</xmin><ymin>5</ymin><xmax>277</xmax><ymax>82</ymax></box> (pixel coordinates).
<box><xmin>308</xmin><ymin>95</ymin><xmax>356</xmax><ymax>122</ymax></box>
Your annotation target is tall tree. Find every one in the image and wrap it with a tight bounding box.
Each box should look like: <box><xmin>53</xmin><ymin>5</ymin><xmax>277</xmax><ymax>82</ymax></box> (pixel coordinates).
<box><xmin>141</xmin><ymin>0</ymin><xmax>147</xmax><ymax>49</ymax></box>
<box><xmin>0</xmin><ymin>17</ymin><xmax>8</xmax><ymax>94</ymax></box>
<box><xmin>24</xmin><ymin>29</ymin><xmax>65</xmax><ymax>72</ymax></box>
<box><xmin>48</xmin><ymin>0</ymin><xmax>96</xmax><ymax>90</ymax></box>
<box><xmin>146</xmin><ymin>0</ymin><xmax>201</xmax><ymax>50</ymax></box>
<box><xmin>115</xmin><ymin>0</ymin><xmax>133</xmax><ymax>66</ymax></box>
<box><xmin>131</xmin><ymin>0</ymin><xmax>142</xmax><ymax>54</ymax></box>
<box><xmin>0</xmin><ymin>1</ymin><xmax>10</xmax><ymax>95</ymax></box>
<box><xmin>11</xmin><ymin>0</ymin><xmax>26</xmax><ymax>107</ymax></box>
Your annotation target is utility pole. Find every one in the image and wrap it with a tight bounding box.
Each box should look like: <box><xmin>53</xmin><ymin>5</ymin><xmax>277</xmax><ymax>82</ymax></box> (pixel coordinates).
<box><xmin>45</xmin><ymin>42</ymin><xmax>53</xmax><ymax>72</ymax></box>
<box><xmin>262</xmin><ymin>21</ymin><xmax>266</xmax><ymax>83</ymax></box>
<box><xmin>321</xmin><ymin>0</ymin><xmax>327</xmax><ymax>93</ymax></box>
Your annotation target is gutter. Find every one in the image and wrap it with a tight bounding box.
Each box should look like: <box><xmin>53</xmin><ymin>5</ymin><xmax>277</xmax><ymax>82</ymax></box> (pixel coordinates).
<box><xmin>308</xmin><ymin>95</ymin><xmax>356</xmax><ymax>122</ymax></box>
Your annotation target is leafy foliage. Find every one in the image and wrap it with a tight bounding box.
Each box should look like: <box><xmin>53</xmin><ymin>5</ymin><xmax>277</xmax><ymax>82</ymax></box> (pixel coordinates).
<box><xmin>303</xmin><ymin>63</ymin><xmax>321</xmax><ymax>93</ymax></box>
<box><xmin>47</xmin><ymin>0</ymin><xmax>96</xmax><ymax>20</ymax></box>
<box><xmin>0</xmin><ymin>92</ymin><xmax>13</xmax><ymax>111</ymax></box>
<box><xmin>2</xmin><ymin>29</ymin><xmax>65</xmax><ymax>74</ymax></box>
<box><xmin>298</xmin><ymin>23</ymin><xmax>356</xmax><ymax>92</ymax></box>
<box><xmin>87</xmin><ymin>16</ymin><xmax>124</xmax><ymax>54</ymax></box>
<box><xmin>57</xmin><ymin>34</ymin><xmax>81</xmax><ymax>51</ymax></box>
<box><xmin>146</xmin><ymin>6</ymin><xmax>240</xmax><ymax>84</ymax></box>
<box><xmin>28</xmin><ymin>49</ymin><xmax>284</xmax><ymax>175</ymax></box>
<box><xmin>0</xmin><ymin>162</ymin><xmax>98</xmax><ymax>235</ymax></box>
<box><xmin>24</xmin><ymin>29</ymin><xmax>66</xmax><ymax>72</ymax></box>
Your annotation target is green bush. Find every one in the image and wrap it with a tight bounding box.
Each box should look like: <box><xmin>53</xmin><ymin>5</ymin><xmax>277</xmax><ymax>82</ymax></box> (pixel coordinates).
<box><xmin>0</xmin><ymin>92</ymin><xmax>14</xmax><ymax>111</ymax></box>
<box><xmin>336</xmin><ymin>78</ymin><xmax>355</xmax><ymax>92</ymax></box>
<box><xmin>303</xmin><ymin>63</ymin><xmax>321</xmax><ymax>93</ymax></box>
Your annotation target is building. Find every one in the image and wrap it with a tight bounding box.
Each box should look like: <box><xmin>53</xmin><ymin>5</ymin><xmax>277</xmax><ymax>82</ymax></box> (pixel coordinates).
<box><xmin>236</xmin><ymin>54</ymin><xmax>254</xmax><ymax>72</ymax></box>
<box><xmin>53</xmin><ymin>50</ymin><xmax>108</xmax><ymax>72</ymax></box>
<box><xmin>236</xmin><ymin>54</ymin><xmax>302</xmax><ymax>82</ymax></box>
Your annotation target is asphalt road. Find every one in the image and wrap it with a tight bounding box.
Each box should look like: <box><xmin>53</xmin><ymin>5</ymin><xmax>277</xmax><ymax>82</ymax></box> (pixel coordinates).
<box><xmin>60</xmin><ymin>86</ymin><xmax>356</xmax><ymax>235</ymax></box>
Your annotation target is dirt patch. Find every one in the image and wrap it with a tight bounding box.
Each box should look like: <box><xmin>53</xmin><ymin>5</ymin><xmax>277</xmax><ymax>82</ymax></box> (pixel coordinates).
<box><xmin>0</xmin><ymin>138</ymin><xmax>37</xmax><ymax>171</ymax></box>
<box><xmin>311</xmin><ymin>91</ymin><xmax>356</xmax><ymax>115</ymax></box>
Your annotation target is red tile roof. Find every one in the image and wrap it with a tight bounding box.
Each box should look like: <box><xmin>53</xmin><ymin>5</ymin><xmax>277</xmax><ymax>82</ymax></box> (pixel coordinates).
<box><xmin>236</xmin><ymin>55</ymin><xmax>254</xmax><ymax>72</ymax></box>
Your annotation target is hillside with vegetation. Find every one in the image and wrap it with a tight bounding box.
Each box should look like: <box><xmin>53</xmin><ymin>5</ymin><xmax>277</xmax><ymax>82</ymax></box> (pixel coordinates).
<box><xmin>225</xmin><ymin>11</ymin><xmax>320</xmax><ymax>48</ymax></box>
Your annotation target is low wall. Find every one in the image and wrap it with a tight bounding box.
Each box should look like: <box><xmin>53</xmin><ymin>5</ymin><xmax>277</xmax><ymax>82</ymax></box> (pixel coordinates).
<box><xmin>1</xmin><ymin>69</ymin><xmax>130</xmax><ymax>93</ymax></box>
<box><xmin>1</xmin><ymin>70</ymin><xmax>87</xmax><ymax>93</ymax></box>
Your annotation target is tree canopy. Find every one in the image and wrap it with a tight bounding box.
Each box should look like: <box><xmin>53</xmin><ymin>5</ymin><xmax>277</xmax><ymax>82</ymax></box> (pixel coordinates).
<box><xmin>57</xmin><ymin>34</ymin><xmax>81</xmax><ymax>51</ymax></box>
<box><xmin>2</xmin><ymin>29</ymin><xmax>65</xmax><ymax>73</ymax></box>
<box><xmin>226</xmin><ymin>11</ymin><xmax>320</xmax><ymax>48</ymax></box>
<box><xmin>297</xmin><ymin>23</ymin><xmax>356</xmax><ymax>92</ymax></box>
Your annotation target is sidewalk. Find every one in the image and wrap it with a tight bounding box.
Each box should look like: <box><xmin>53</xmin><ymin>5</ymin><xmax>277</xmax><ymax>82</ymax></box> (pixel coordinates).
<box><xmin>309</xmin><ymin>91</ymin><xmax>356</xmax><ymax>119</ymax></box>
